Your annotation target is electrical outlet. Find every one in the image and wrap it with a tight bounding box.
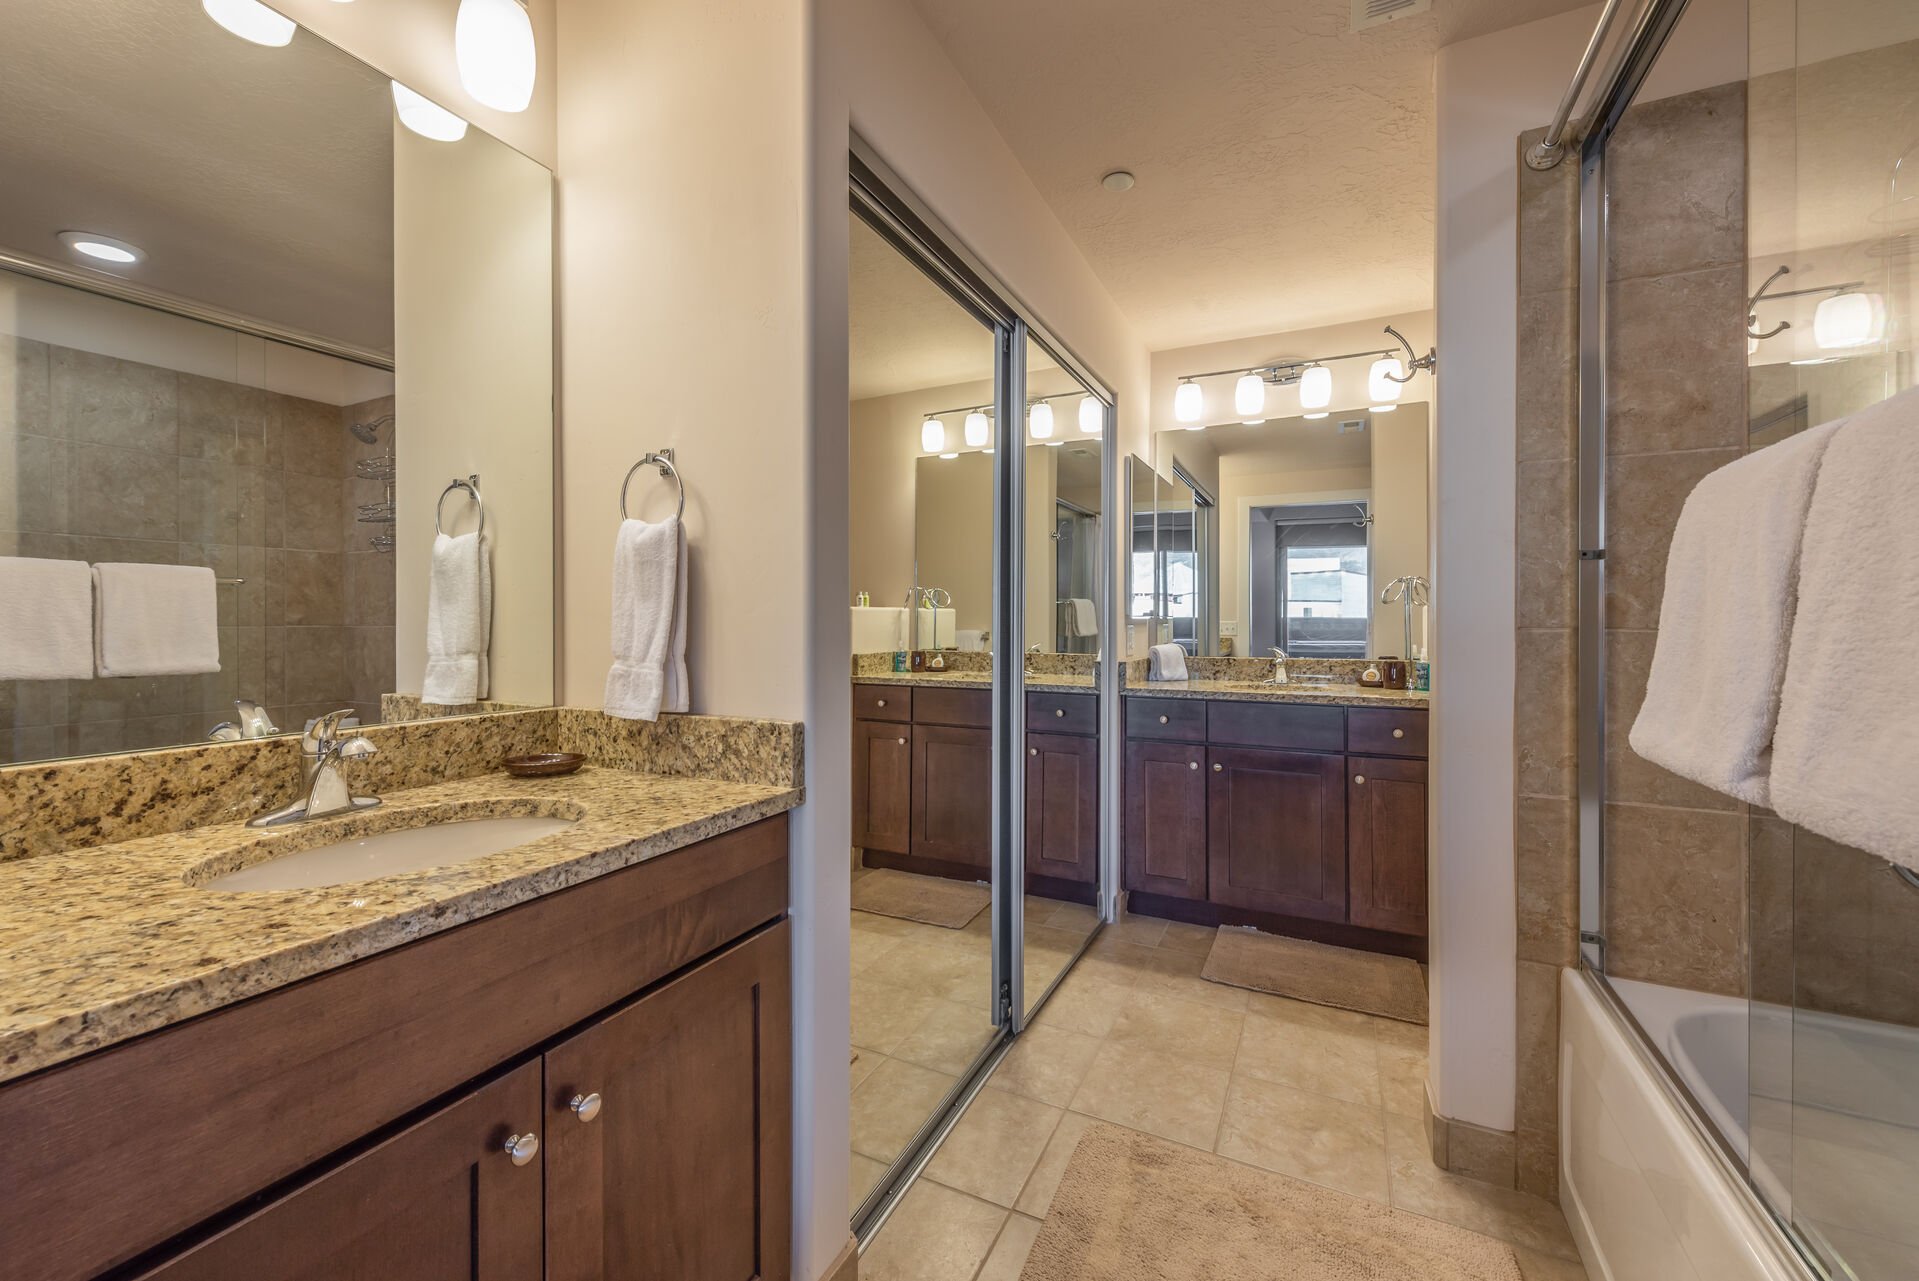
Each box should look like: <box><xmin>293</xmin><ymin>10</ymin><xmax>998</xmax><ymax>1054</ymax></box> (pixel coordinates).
<box><xmin>1221</xmin><ymin>619</ymin><xmax>1239</xmax><ymax>637</ymax></box>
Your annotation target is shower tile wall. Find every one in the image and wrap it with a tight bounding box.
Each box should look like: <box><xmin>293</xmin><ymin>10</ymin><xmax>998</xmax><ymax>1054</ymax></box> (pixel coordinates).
<box><xmin>1511</xmin><ymin>80</ymin><xmax>1750</xmax><ymax>1200</ymax></box>
<box><xmin>0</xmin><ymin>338</ymin><xmax>396</xmax><ymax>763</ymax></box>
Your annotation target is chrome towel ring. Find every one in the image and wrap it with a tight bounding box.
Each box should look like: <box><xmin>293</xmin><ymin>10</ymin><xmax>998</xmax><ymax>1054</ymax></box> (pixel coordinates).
<box><xmin>436</xmin><ymin>474</ymin><xmax>484</xmax><ymax>537</ymax></box>
<box><xmin>619</xmin><ymin>449</ymin><xmax>685</xmax><ymax>521</ymax></box>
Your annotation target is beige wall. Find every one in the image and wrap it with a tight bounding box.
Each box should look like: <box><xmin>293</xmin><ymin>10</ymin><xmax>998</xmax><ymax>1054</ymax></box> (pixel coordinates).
<box><xmin>912</xmin><ymin>452</ymin><xmax>994</xmax><ymax>633</ymax></box>
<box><xmin>1370</xmin><ymin>408</ymin><xmax>1430</xmax><ymax>657</ymax></box>
<box><xmin>392</xmin><ymin>119</ymin><xmax>554</xmax><ymax>706</ymax></box>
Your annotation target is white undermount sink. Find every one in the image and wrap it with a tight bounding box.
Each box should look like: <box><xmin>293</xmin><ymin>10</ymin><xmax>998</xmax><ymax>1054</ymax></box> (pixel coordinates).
<box><xmin>196</xmin><ymin>809</ymin><xmax>582</xmax><ymax>892</ymax></box>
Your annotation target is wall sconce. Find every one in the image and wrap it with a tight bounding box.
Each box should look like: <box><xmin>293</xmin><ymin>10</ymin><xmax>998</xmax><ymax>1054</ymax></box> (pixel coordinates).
<box><xmin>1173</xmin><ymin>325</ymin><xmax>1435</xmax><ymax>430</ymax></box>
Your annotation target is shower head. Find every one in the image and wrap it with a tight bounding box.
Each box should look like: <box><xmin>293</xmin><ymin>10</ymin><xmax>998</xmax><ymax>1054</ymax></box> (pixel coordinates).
<box><xmin>350</xmin><ymin>413</ymin><xmax>395</xmax><ymax>444</ymax></box>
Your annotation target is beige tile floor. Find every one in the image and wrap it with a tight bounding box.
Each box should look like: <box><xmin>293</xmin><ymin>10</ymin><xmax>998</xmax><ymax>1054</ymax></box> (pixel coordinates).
<box><xmin>859</xmin><ymin>917</ymin><xmax>1592</xmax><ymax>1281</ymax></box>
<box><xmin>850</xmin><ymin>876</ymin><xmax>1099</xmax><ymax>1210</ymax></box>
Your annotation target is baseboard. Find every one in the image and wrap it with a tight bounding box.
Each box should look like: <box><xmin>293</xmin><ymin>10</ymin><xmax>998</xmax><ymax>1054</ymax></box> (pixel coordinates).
<box><xmin>820</xmin><ymin>1231</ymin><xmax>859</xmax><ymax>1281</ymax></box>
<box><xmin>1424</xmin><ymin>1090</ymin><xmax>1517</xmax><ymax>1189</ymax></box>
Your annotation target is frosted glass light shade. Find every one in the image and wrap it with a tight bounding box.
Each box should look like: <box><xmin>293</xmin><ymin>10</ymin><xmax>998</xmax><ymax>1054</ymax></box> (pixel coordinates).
<box><xmin>1368</xmin><ymin>357</ymin><xmax>1405</xmax><ymax>405</ymax></box>
<box><xmin>456</xmin><ymin>0</ymin><xmax>537</xmax><ymax>113</ymax></box>
<box><xmin>202</xmin><ymin>0</ymin><xmax>296</xmax><ymax>46</ymax></box>
<box><xmin>1813</xmin><ymin>292</ymin><xmax>1883</xmax><ymax>349</ymax></box>
<box><xmin>1298</xmin><ymin>364</ymin><xmax>1332</xmax><ymax>410</ymax></box>
<box><xmin>392</xmin><ymin>83</ymin><xmax>469</xmax><ymax>142</ymax></box>
<box><xmin>1234</xmin><ymin>373</ymin><xmax>1265</xmax><ymax>419</ymax></box>
<box><xmin>921</xmin><ymin>417</ymin><xmax>944</xmax><ymax>453</ymax></box>
<box><xmin>1029</xmin><ymin>401</ymin><xmax>1055</xmax><ymax>440</ymax></box>
<box><xmin>1174</xmin><ymin>380</ymin><xmax>1203</xmax><ymax>423</ymax></box>
<box><xmin>964</xmin><ymin>410</ymin><xmax>990</xmax><ymax>448</ymax></box>
<box><xmin>1079</xmin><ymin>394</ymin><xmax>1103</xmax><ymax>434</ymax></box>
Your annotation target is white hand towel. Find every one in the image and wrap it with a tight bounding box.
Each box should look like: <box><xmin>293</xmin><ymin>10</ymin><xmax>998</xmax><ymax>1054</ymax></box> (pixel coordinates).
<box><xmin>605</xmin><ymin>516</ymin><xmax>688</xmax><ymax>721</ymax></box>
<box><xmin>1148</xmin><ymin>642</ymin><xmax>1188</xmax><ymax>682</ymax></box>
<box><xmin>1627</xmin><ymin>418</ymin><xmax>1841</xmax><ymax>805</ymax></box>
<box><xmin>1771</xmin><ymin>386</ymin><xmax>1919</xmax><ymax>871</ymax></box>
<box><xmin>1067</xmin><ymin>598</ymin><xmax>1098</xmax><ymax>639</ymax></box>
<box><xmin>0</xmin><ymin>557</ymin><xmax>95</xmax><ymax>680</ymax></box>
<box><xmin>92</xmin><ymin>563</ymin><xmax>220</xmax><ymax>677</ymax></box>
<box><xmin>422</xmin><ymin>532</ymin><xmax>492</xmax><ymax>705</ymax></box>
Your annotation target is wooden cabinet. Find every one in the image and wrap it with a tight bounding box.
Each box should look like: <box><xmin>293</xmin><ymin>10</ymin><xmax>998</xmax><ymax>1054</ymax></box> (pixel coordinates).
<box><xmin>132</xmin><ymin>1061</ymin><xmax>546</xmax><ymax>1281</ymax></box>
<box><xmin>546</xmin><ymin>924</ymin><xmax>791</xmax><ymax>1281</ymax></box>
<box><xmin>1026</xmin><ymin>732</ymin><xmax>1098</xmax><ymax>886</ymax></box>
<box><xmin>1347</xmin><ymin>756</ymin><xmax>1428</xmax><ymax>936</ymax></box>
<box><xmin>912</xmin><ymin>724</ymin><xmax>993</xmax><ymax>873</ymax></box>
<box><xmin>1123</xmin><ymin>740</ymin><xmax>1208</xmax><ymax>901</ymax></box>
<box><xmin>1206</xmin><ymin>747</ymin><xmax>1347</xmax><ymax>922</ymax></box>
<box><xmin>852</xmin><ymin>719</ymin><xmax>912</xmax><ymax>855</ymax></box>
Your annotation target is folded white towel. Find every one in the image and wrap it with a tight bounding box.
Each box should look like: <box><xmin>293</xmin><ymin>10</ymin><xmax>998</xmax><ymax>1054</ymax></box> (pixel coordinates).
<box><xmin>1627</xmin><ymin>418</ymin><xmax>1841</xmax><ymax>805</ymax></box>
<box><xmin>422</xmin><ymin>532</ymin><xmax>492</xmax><ymax>705</ymax></box>
<box><xmin>1148</xmin><ymin>642</ymin><xmax>1188</xmax><ymax>682</ymax></box>
<box><xmin>92</xmin><ymin>563</ymin><xmax>220</xmax><ymax>677</ymax></box>
<box><xmin>1066</xmin><ymin>597</ymin><xmax>1098</xmax><ymax>639</ymax></box>
<box><xmin>1772</xmin><ymin>387</ymin><xmax>1919</xmax><ymax>871</ymax></box>
<box><xmin>605</xmin><ymin>516</ymin><xmax>688</xmax><ymax>721</ymax></box>
<box><xmin>0</xmin><ymin>557</ymin><xmax>94</xmax><ymax>680</ymax></box>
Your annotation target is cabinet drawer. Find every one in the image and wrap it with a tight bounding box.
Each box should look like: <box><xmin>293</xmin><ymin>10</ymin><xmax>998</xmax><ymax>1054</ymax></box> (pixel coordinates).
<box><xmin>852</xmin><ymin>683</ymin><xmax>911</xmax><ymax>722</ymax></box>
<box><xmin>915</xmin><ymin>685</ymin><xmax>992</xmax><ymax>728</ymax></box>
<box><xmin>1126</xmin><ymin>696</ymin><xmax>1206</xmax><ymax>741</ymax></box>
<box><xmin>1027</xmin><ymin>690</ymin><xmax>1097</xmax><ymax>735</ymax></box>
<box><xmin>1347</xmin><ymin>707</ymin><xmax>1428</xmax><ymax>757</ymax></box>
<box><xmin>1206</xmin><ymin>700</ymin><xmax>1345</xmax><ymax>752</ymax></box>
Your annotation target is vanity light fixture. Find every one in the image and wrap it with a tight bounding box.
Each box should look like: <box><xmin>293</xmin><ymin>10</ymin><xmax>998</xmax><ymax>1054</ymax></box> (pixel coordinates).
<box><xmin>1812</xmin><ymin>290</ymin><xmax>1884</xmax><ymax>349</ymax></box>
<box><xmin>1234</xmin><ymin>372</ymin><xmax>1266</xmax><ymax>422</ymax></box>
<box><xmin>392</xmin><ymin>82</ymin><xmax>470</xmax><ymax>142</ymax></box>
<box><xmin>58</xmin><ymin>231</ymin><xmax>143</xmax><ymax>266</ymax></box>
<box><xmin>1298</xmin><ymin>363</ymin><xmax>1332</xmax><ymax>413</ymax></box>
<box><xmin>1367</xmin><ymin>357</ymin><xmax>1404</xmax><ymax>411</ymax></box>
<box><xmin>1174</xmin><ymin>379</ymin><xmax>1203</xmax><ymax>424</ymax></box>
<box><xmin>456</xmin><ymin>0</ymin><xmax>537</xmax><ymax>113</ymax></box>
<box><xmin>202</xmin><ymin>0</ymin><xmax>296</xmax><ymax>47</ymax></box>
<box><xmin>964</xmin><ymin>409</ymin><xmax>991</xmax><ymax>448</ymax></box>
<box><xmin>1028</xmin><ymin>400</ymin><xmax>1055</xmax><ymax>440</ymax></box>
<box><xmin>1079</xmin><ymin>394</ymin><xmax>1103</xmax><ymax>434</ymax></box>
<box><xmin>938</xmin><ymin>452</ymin><xmax>959</xmax><ymax>460</ymax></box>
<box><xmin>921</xmin><ymin>417</ymin><xmax>945</xmax><ymax>453</ymax></box>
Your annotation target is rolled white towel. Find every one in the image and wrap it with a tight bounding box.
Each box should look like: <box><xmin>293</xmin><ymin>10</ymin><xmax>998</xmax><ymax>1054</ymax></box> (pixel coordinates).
<box><xmin>0</xmin><ymin>557</ymin><xmax>94</xmax><ymax>680</ymax></box>
<box><xmin>1148</xmin><ymin>642</ymin><xmax>1188</xmax><ymax>682</ymax></box>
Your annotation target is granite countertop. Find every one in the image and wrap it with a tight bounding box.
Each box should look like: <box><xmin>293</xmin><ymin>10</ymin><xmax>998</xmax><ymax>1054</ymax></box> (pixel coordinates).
<box><xmin>0</xmin><ymin>765</ymin><xmax>800</xmax><ymax>1083</ymax></box>
<box><xmin>854</xmin><ymin>671</ymin><xmax>1097</xmax><ymax>694</ymax></box>
<box><xmin>1124</xmin><ymin>679</ymin><xmax>1431</xmax><ymax>708</ymax></box>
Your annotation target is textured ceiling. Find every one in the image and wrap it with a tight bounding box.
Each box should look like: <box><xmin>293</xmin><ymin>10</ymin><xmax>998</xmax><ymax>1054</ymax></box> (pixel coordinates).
<box><xmin>0</xmin><ymin>0</ymin><xmax>396</xmax><ymax>352</ymax></box>
<box><xmin>911</xmin><ymin>0</ymin><xmax>1592</xmax><ymax>350</ymax></box>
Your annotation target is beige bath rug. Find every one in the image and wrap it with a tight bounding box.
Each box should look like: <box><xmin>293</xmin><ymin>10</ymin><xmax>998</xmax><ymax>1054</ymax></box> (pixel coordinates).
<box><xmin>1020</xmin><ymin>1124</ymin><xmax>1520</xmax><ymax>1281</ymax></box>
<box><xmin>850</xmin><ymin>868</ymin><xmax>989</xmax><ymax>929</ymax></box>
<box><xmin>1201</xmin><ymin>928</ymin><xmax>1428</xmax><ymax>1024</ymax></box>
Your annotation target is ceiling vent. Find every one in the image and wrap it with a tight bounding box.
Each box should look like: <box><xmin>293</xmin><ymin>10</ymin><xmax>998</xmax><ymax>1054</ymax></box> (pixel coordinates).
<box><xmin>1351</xmin><ymin>0</ymin><xmax>1430</xmax><ymax>33</ymax></box>
<box><xmin>1337</xmin><ymin>418</ymin><xmax>1370</xmax><ymax>434</ymax></box>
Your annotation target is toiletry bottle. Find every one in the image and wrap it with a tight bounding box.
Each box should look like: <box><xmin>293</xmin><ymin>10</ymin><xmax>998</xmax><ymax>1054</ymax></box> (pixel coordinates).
<box><xmin>893</xmin><ymin>649</ymin><xmax>907</xmax><ymax>673</ymax></box>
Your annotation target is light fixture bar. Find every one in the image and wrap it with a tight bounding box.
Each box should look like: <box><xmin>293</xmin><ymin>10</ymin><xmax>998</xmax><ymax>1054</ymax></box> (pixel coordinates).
<box><xmin>1179</xmin><ymin>346</ymin><xmax>1398</xmax><ymax>384</ymax></box>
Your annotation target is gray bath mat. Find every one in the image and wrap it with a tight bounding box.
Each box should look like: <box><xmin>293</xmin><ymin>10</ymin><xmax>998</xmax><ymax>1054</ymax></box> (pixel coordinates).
<box><xmin>851</xmin><ymin>868</ymin><xmax>989</xmax><ymax>929</ymax></box>
<box><xmin>1201</xmin><ymin>929</ymin><xmax>1428</xmax><ymax>1024</ymax></box>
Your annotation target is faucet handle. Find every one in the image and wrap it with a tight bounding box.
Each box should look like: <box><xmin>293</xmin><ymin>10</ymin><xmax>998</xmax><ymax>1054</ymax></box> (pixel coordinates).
<box><xmin>303</xmin><ymin>708</ymin><xmax>359</xmax><ymax>753</ymax></box>
<box><xmin>332</xmin><ymin>735</ymin><xmax>378</xmax><ymax>761</ymax></box>
<box><xmin>1271</xmin><ymin>648</ymin><xmax>1288</xmax><ymax>660</ymax></box>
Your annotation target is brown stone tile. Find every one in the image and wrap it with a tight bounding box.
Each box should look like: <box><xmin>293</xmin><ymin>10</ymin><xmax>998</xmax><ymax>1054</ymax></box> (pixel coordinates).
<box><xmin>1517</xmin><ymin>1126</ymin><xmax>1560</xmax><ymax>1202</ymax></box>
<box><xmin>1514</xmin><ymin>1243</ymin><xmax>1588</xmax><ymax>1280</ymax></box>
<box><xmin>1517</xmin><ymin>289</ymin><xmax>1577</xmax><ymax>462</ymax></box>
<box><xmin>1386</xmin><ymin>1112</ymin><xmax>1580</xmax><ymax>1259</ymax></box>
<box><xmin>851</xmin><ymin>1056</ymin><xmax>958</xmax><ymax>1164</ymax></box>
<box><xmin>1516</xmin><ymin>458</ymin><xmax>1576</xmax><ymax>629</ymax></box>
<box><xmin>0</xmin><ymin>337</ymin><xmax>51</xmax><ymax>435</ymax></box>
<box><xmin>275</xmin><ymin>395</ymin><xmax>345</xmax><ymax>479</ymax></box>
<box><xmin>1131</xmin><ymin>945</ymin><xmax>1249</xmax><ymax>1011</ymax></box>
<box><xmin>1518</xmin><ymin>129</ymin><xmax>1579</xmax><ymax>296</ymax></box>
<box><xmin>1214</xmin><ymin>1076</ymin><xmax>1391</xmax><ymax>1202</ymax></box>
<box><xmin>1606</xmin><ymin>266</ymin><xmax>1748</xmax><ymax>455</ymax></box>
<box><xmin>1106</xmin><ymin>912</ymin><xmax>1167</xmax><ymax>947</ymax></box>
<box><xmin>1516</xmin><ymin>796</ymin><xmax>1579</xmax><ymax>966</ymax></box>
<box><xmin>850</xmin><ymin>1151</ymin><xmax>888</xmax><ymax>1207</ymax></box>
<box><xmin>1605</xmin><ymin>628</ymin><xmax>1739</xmax><ymax>811</ymax></box>
<box><xmin>177</xmin><ymin>458</ymin><xmax>239</xmax><ymax>544</ymax></box>
<box><xmin>1604</xmin><ymin>448</ymin><xmax>1742</xmax><ymax>630</ymax></box>
<box><xmin>1108</xmin><ymin>990</ymin><xmax>1245</xmax><ymax>1071</ymax></box>
<box><xmin>10</xmin><ymin>432</ymin><xmax>69</xmax><ymax>532</ymax></box>
<box><xmin>853</xmin><ymin>977</ymin><xmax>944</xmax><ymax>1055</ymax></box>
<box><xmin>1514</xmin><ymin>961</ymin><xmax>1560</xmax><ymax>1135</ymax></box>
<box><xmin>924</xmin><ymin>1088</ymin><xmax>1061</xmax><ymax>1206</ymax></box>
<box><xmin>50</xmin><ymin>347</ymin><xmax>176</xmax><ymax>453</ymax></box>
<box><xmin>281</xmin><ymin>626</ymin><xmax>350</xmax><ymax>706</ymax></box>
<box><xmin>1156</xmin><ymin>919</ymin><xmax>1218</xmax><ymax>955</ymax></box>
<box><xmin>1378</xmin><ymin>1036</ymin><xmax>1428</xmax><ymax>1119</ymax></box>
<box><xmin>177</xmin><ymin>375</ymin><xmax>266</xmax><ymax>462</ymax></box>
<box><xmin>1069</xmin><ymin>1041</ymin><xmax>1231</xmax><ymax>1149</ymax></box>
<box><xmin>267</xmin><ymin>548</ymin><xmax>345</xmax><ymax>626</ymax></box>
<box><xmin>859</xmin><ymin>1178</ymin><xmax>1005</xmax><ymax>1281</ymax></box>
<box><xmin>891</xmin><ymin>999</ymin><xmax>995</xmax><ymax>1077</ymax></box>
<box><xmin>1515</xmin><ymin>628</ymin><xmax>1576</xmax><ymax>800</ymax></box>
<box><xmin>1032</xmin><ymin>970</ymin><xmax>1131</xmax><ymax>1038</ymax></box>
<box><xmin>70</xmin><ymin>443</ymin><xmax>177</xmax><ymax>541</ymax></box>
<box><xmin>1790</xmin><ymin>827</ymin><xmax>1919</xmax><ymax>1026</ymax></box>
<box><xmin>1604</xmin><ymin>802</ymin><xmax>1746</xmax><ymax>995</ymax></box>
<box><xmin>987</xmin><ymin>1023</ymin><xmax>1103</xmax><ymax>1107</ymax></box>
<box><xmin>1014</xmin><ymin>1109</ymin><xmax>1101</xmax><ymax>1217</ymax></box>
<box><xmin>1446</xmin><ymin>1117</ymin><xmax>1516</xmax><ymax>1188</ymax></box>
<box><xmin>1235</xmin><ymin>1005</ymin><xmax>1381</xmax><ymax>1107</ymax></box>
<box><xmin>282</xmin><ymin>477</ymin><xmax>345</xmax><ymax>552</ymax></box>
<box><xmin>1607</xmin><ymin>80</ymin><xmax>1746</xmax><ymax>280</ymax></box>
<box><xmin>975</xmin><ymin>1213</ymin><xmax>1042</xmax><ymax>1281</ymax></box>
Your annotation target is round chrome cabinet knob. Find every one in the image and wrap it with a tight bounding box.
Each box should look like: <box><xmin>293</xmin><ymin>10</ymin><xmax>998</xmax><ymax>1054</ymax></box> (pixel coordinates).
<box><xmin>877</xmin><ymin>699</ymin><xmax>887</xmax><ymax>708</ymax></box>
<box><xmin>570</xmin><ymin>1093</ymin><xmax>603</xmax><ymax>1123</ymax></box>
<box><xmin>1354</xmin><ymin>775</ymin><xmax>1367</xmax><ymax>785</ymax></box>
<box><xmin>503</xmin><ymin>1132</ymin><xmax>540</xmax><ymax>1165</ymax></box>
<box><xmin>1055</xmin><ymin>708</ymin><xmax>1065</xmax><ymax>717</ymax></box>
<box><xmin>897</xmin><ymin>737</ymin><xmax>907</xmax><ymax>745</ymax></box>
<box><xmin>1159</xmin><ymin>715</ymin><xmax>1169</xmax><ymax>724</ymax></box>
<box><xmin>1188</xmin><ymin>760</ymin><xmax>1199</xmax><ymax>771</ymax></box>
<box><xmin>1029</xmin><ymin>748</ymin><xmax>1038</xmax><ymax>756</ymax></box>
<box><xmin>1213</xmin><ymin>763</ymin><xmax>1223</xmax><ymax>772</ymax></box>
<box><xmin>1392</xmin><ymin>728</ymin><xmax>1405</xmax><ymax>739</ymax></box>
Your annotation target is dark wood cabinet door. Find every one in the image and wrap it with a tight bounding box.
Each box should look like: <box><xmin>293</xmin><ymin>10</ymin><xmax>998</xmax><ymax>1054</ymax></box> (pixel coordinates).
<box><xmin>1348</xmin><ymin>755</ymin><xmax>1428</xmax><ymax>935</ymax></box>
<box><xmin>852</xmin><ymin>719</ymin><xmax>912</xmax><ymax>854</ymax></box>
<box><xmin>1206</xmin><ymin>747</ymin><xmax>1348</xmax><ymax>921</ymax></box>
<box><xmin>133</xmin><ymin>1060</ymin><xmax>544</xmax><ymax>1281</ymax></box>
<box><xmin>912</xmin><ymin>723</ymin><xmax>993</xmax><ymax>872</ymax></box>
<box><xmin>1026</xmin><ymin>731</ymin><xmax>1098</xmax><ymax>885</ymax></box>
<box><xmin>545</xmin><ymin>922</ymin><xmax>792</xmax><ymax>1281</ymax></box>
<box><xmin>1123</xmin><ymin>739</ymin><xmax>1208</xmax><ymax>900</ymax></box>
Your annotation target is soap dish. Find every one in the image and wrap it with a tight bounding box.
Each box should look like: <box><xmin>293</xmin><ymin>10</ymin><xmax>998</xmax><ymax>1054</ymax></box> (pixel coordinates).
<box><xmin>503</xmin><ymin>752</ymin><xmax>586</xmax><ymax>778</ymax></box>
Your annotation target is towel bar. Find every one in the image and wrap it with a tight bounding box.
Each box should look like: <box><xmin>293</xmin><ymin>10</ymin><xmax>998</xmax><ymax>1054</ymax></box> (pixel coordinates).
<box><xmin>619</xmin><ymin>449</ymin><xmax>685</xmax><ymax>521</ymax></box>
<box><xmin>436</xmin><ymin>475</ymin><xmax>484</xmax><ymax>537</ymax></box>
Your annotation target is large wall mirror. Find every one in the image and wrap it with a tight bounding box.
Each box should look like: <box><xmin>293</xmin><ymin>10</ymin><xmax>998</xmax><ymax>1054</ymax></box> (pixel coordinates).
<box><xmin>1150</xmin><ymin>403</ymin><xmax>1429</xmax><ymax>660</ymax></box>
<box><xmin>0</xmin><ymin>0</ymin><xmax>555</xmax><ymax>764</ymax></box>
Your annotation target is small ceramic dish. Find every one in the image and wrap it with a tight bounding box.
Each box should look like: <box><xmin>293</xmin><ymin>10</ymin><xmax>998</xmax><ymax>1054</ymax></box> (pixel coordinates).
<box><xmin>502</xmin><ymin>752</ymin><xmax>587</xmax><ymax>778</ymax></box>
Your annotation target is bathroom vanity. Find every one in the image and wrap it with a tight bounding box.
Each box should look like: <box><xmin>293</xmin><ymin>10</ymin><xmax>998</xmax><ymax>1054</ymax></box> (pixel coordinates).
<box><xmin>1122</xmin><ymin>683</ymin><xmax>1429</xmax><ymax>959</ymax></box>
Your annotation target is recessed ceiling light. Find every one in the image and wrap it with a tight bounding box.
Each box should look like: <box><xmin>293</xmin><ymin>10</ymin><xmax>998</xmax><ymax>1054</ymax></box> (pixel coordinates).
<box><xmin>59</xmin><ymin>232</ymin><xmax>143</xmax><ymax>266</ymax></box>
<box><xmin>1101</xmin><ymin>170</ymin><xmax>1136</xmax><ymax>192</ymax></box>
<box><xmin>201</xmin><ymin>0</ymin><xmax>297</xmax><ymax>47</ymax></box>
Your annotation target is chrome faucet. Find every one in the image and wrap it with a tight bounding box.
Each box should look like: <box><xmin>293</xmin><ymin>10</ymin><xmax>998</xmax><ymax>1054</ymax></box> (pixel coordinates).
<box><xmin>249</xmin><ymin>709</ymin><xmax>381</xmax><ymax>828</ymax></box>
<box><xmin>1265</xmin><ymin>647</ymin><xmax>1290</xmax><ymax>686</ymax></box>
<box><xmin>208</xmin><ymin>698</ymin><xmax>280</xmax><ymax>741</ymax></box>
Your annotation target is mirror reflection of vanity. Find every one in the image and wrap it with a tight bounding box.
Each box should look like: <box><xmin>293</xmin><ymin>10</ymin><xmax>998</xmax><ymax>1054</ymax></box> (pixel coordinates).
<box><xmin>0</xmin><ymin>0</ymin><xmax>554</xmax><ymax>766</ymax></box>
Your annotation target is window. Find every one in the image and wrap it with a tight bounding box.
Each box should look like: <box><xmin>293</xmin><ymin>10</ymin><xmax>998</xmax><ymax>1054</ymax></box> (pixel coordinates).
<box><xmin>1266</xmin><ymin>503</ymin><xmax>1370</xmax><ymax>659</ymax></box>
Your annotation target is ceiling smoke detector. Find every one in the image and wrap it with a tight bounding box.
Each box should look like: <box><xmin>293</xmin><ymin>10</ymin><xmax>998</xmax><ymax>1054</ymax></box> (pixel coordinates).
<box><xmin>1351</xmin><ymin>0</ymin><xmax>1429</xmax><ymax>33</ymax></box>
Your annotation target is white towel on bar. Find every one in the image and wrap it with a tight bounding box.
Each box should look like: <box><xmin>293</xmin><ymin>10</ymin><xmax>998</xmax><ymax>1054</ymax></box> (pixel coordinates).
<box><xmin>1148</xmin><ymin>642</ymin><xmax>1188</xmax><ymax>682</ymax></box>
<box><xmin>1627</xmin><ymin>417</ymin><xmax>1841</xmax><ymax>805</ymax></box>
<box><xmin>1771</xmin><ymin>386</ymin><xmax>1919</xmax><ymax>871</ymax></box>
<box><xmin>0</xmin><ymin>557</ymin><xmax>94</xmax><ymax>680</ymax></box>
<box><xmin>1065</xmin><ymin>598</ymin><xmax>1098</xmax><ymax>639</ymax></box>
<box><xmin>422</xmin><ymin>532</ymin><xmax>492</xmax><ymax>705</ymax></box>
<box><xmin>604</xmin><ymin>516</ymin><xmax>689</xmax><ymax>721</ymax></box>
<box><xmin>91</xmin><ymin>563</ymin><xmax>220</xmax><ymax>678</ymax></box>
